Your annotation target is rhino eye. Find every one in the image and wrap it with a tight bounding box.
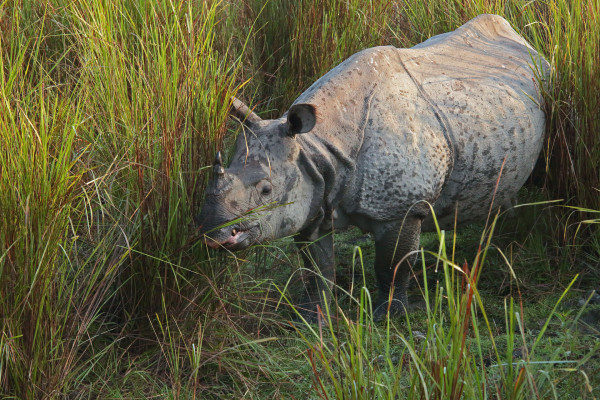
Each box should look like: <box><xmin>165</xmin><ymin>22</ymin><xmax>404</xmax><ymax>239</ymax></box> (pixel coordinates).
<box><xmin>260</xmin><ymin>182</ymin><xmax>272</xmax><ymax>196</ymax></box>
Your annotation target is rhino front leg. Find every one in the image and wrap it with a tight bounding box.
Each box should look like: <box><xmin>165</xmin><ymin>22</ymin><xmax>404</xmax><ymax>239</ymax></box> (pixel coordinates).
<box><xmin>294</xmin><ymin>231</ymin><xmax>335</xmax><ymax>322</ymax></box>
<box><xmin>372</xmin><ymin>216</ymin><xmax>422</xmax><ymax>321</ymax></box>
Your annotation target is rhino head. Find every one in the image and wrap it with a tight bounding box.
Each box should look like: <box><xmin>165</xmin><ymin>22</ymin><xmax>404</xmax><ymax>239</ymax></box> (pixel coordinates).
<box><xmin>196</xmin><ymin>98</ymin><xmax>320</xmax><ymax>250</ymax></box>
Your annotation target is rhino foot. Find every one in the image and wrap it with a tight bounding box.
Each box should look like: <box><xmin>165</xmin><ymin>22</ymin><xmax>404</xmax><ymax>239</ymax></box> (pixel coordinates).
<box><xmin>373</xmin><ymin>295</ymin><xmax>409</xmax><ymax>322</ymax></box>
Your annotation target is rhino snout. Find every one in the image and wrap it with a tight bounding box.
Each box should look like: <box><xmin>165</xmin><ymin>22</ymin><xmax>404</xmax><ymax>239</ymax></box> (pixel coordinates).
<box><xmin>202</xmin><ymin>222</ymin><xmax>259</xmax><ymax>251</ymax></box>
<box><xmin>204</xmin><ymin>225</ymin><xmax>240</xmax><ymax>249</ymax></box>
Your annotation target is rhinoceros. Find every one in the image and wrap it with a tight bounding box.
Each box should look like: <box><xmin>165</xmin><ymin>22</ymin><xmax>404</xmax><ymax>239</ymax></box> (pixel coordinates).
<box><xmin>196</xmin><ymin>14</ymin><xmax>548</xmax><ymax>320</ymax></box>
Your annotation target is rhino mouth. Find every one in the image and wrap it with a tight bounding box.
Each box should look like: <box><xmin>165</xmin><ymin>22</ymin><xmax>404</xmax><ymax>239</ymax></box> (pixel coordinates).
<box><xmin>204</xmin><ymin>222</ymin><xmax>259</xmax><ymax>251</ymax></box>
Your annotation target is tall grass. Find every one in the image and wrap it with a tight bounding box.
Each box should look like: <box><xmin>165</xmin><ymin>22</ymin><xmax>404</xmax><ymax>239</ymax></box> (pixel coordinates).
<box><xmin>0</xmin><ymin>0</ymin><xmax>249</xmax><ymax>396</ymax></box>
<box><xmin>532</xmin><ymin>1</ymin><xmax>600</xmax><ymax>213</ymax></box>
<box><xmin>241</xmin><ymin>0</ymin><xmax>393</xmax><ymax>115</ymax></box>
<box><xmin>1</xmin><ymin>0</ymin><xmax>599</xmax><ymax>398</ymax></box>
<box><xmin>0</xmin><ymin>4</ymin><xmax>121</xmax><ymax>396</ymax></box>
<box><xmin>66</xmin><ymin>0</ymin><xmax>244</xmax><ymax>319</ymax></box>
<box><xmin>294</xmin><ymin>214</ymin><xmax>597</xmax><ymax>399</ymax></box>
<box><xmin>1</xmin><ymin>6</ymin><xmax>73</xmax><ymax>396</ymax></box>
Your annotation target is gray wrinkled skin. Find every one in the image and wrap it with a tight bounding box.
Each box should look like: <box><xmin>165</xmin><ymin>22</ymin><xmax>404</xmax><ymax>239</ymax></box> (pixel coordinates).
<box><xmin>196</xmin><ymin>15</ymin><xmax>548</xmax><ymax>321</ymax></box>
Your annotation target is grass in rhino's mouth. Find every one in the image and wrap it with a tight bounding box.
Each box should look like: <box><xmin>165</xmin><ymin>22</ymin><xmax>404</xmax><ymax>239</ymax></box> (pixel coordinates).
<box><xmin>212</xmin><ymin>223</ymin><xmax>261</xmax><ymax>250</ymax></box>
<box><xmin>199</xmin><ymin>201</ymin><xmax>290</xmax><ymax>246</ymax></box>
<box><xmin>219</xmin><ymin>221</ymin><xmax>260</xmax><ymax>243</ymax></box>
<box><xmin>228</xmin><ymin>225</ymin><xmax>247</xmax><ymax>240</ymax></box>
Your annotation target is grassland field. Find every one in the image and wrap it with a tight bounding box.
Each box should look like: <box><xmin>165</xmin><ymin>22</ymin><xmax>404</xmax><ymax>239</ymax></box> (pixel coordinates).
<box><xmin>0</xmin><ymin>0</ymin><xmax>599</xmax><ymax>398</ymax></box>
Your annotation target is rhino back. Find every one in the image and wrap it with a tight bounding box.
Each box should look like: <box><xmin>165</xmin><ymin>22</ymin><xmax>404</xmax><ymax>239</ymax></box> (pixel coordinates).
<box><xmin>293</xmin><ymin>14</ymin><xmax>547</xmax><ymax>229</ymax></box>
<box><xmin>407</xmin><ymin>14</ymin><xmax>548</xmax><ymax>228</ymax></box>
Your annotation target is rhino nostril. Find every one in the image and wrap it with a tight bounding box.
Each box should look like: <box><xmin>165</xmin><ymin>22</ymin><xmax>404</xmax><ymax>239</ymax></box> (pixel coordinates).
<box><xmin>231</xmin><ymin>228</ymin><xmax>238</xmax><ymax>236</ymax></box>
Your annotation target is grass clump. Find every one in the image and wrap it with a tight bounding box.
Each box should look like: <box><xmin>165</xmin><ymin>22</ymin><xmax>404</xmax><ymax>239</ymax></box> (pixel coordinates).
<box><xmin>291</xmin><ymin>214</ymin><xmax>599</xmax><ymax>399</ymax></box>
<box><xmin>0</xmin><ymin>7</ymin><xmax>88</xmax><ymax>396</ymax></box>
<box><xmin>0</xmin><ymin>0</ymin><xmax>250</xmax><ymax>397</ymax></box>
<box><xmin>67</xmin><ymin>0</ymin><xmax>244</xmax><ymax>318</ymax></box>
<box><xmin>530</xmin><ymin>1</ymin><xmax>600</xmax><ymax>212</ymax></box>
<box><xmin>240</xmin><ymin>0</ymin><xmax>393</xmax><ymax>115</ymax></box>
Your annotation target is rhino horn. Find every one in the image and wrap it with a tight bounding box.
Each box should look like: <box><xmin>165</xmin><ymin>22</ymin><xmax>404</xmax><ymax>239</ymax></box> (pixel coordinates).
<box><xmin>230</xmin><ymin>97</ymin><xmax>262</xmax><ymax>126</ymax></box>
<box><xmin>213</xmin><ymin>151</ymin><xmax>225</xmax><ymax>176</ymax></box>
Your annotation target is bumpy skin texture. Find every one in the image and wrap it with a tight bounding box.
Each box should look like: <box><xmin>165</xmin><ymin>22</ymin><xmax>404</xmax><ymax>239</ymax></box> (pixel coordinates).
<box><xmin>196</xmin><ymin>15</ymin><xmax>549</xmax><ymax>321</ymax></box>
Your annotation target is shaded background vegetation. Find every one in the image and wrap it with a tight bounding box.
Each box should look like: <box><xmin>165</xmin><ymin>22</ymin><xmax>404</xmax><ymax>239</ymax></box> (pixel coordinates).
<box><xmin>0</xmin><ymin>0</ymin><xmax>598</xmax><ymax>398</ymax></box>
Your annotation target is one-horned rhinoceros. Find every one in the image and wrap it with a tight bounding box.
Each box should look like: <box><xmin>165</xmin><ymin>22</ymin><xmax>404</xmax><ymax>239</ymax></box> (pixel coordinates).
<box><xmin>196</xmin><ymin>14</ymin><xmax>548</xmax><ymax>320</ymax></box>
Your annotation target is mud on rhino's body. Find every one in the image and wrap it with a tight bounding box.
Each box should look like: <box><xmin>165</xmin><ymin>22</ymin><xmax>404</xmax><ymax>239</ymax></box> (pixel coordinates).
<box><xmin>197</xmin><ymin>14</ymin><xmax>548</xmax><ymax>320</ymax></box>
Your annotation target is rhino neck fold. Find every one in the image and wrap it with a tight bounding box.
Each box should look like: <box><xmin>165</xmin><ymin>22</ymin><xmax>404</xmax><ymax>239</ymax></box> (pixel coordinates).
<box><xmin>396</xmin><ymin>53</ymin><xmax>457</xmax><ymax>181</ymax></box>
<box><xmin>296</xmin><ymin>146</ymin><xmax>326</xmax><ymax>235</ymax></box>
<box><xmin>296</xmin><ymin>133</ymin><xmax>358</xmax><ymax>236</ymax></box>
<box><xmin>293</xmin><ymin>80</ymin><xmax>379</xmax><ymax>235</ymax></box>
<box><xmin>394</xmin><ymin>52</ymin><xmax>456</xmax><ymax>184</ymax></box>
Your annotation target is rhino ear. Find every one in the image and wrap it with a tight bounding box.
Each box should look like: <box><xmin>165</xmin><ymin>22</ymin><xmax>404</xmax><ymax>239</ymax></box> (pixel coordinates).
<box><xmin>230</xmin><ymin>97</ymin><xmax>262</xmax><ymax>126</ymax></box>
<box><xmin>287</xmin><ymin>104</ymin><xmax>316</xmax><ymax>136</ymax></box>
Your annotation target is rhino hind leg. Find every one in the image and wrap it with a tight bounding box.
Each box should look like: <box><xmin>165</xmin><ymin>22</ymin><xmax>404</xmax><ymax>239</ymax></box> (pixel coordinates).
<box><xmin>372</xmin><ymin>216</ymin><xmax>422</xmax><ymax>321</ymax></box>
<box><xmin>294</xmin><ymin>232</ymin><xmax>335</xmax><ymax>323</ymax></box>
